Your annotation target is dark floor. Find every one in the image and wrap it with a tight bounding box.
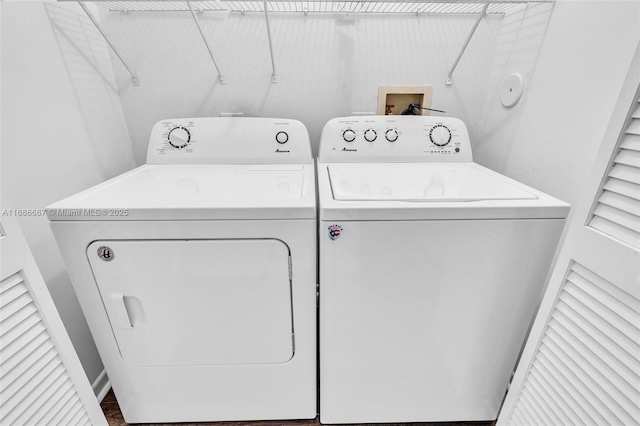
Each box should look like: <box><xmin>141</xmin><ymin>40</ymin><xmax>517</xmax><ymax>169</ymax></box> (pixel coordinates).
<box><xmin>101</xmin><ymin>390</ymin><xmax>496</xmax><ymax>426</ymax></box>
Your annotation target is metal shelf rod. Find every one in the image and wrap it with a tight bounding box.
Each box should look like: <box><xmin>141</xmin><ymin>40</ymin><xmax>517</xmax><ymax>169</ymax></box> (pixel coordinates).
<box><xmin>187</xmin><ymin>1</ymin><xmax>225</xmax><ymax>83</ymax></box>
<box><xmin>445</xmin><ymin>0</ymin><xmax>490</xmax><ymax>85</ymax></box>
<box><xmin>77</xmin><ymin>1</ymin><xmax>140</xmax><ymax>85</ymax></box>
<box><xmin>263</xmin><ymin>0</ymin><xmax>277</xmax><ymax>82</ymax></box>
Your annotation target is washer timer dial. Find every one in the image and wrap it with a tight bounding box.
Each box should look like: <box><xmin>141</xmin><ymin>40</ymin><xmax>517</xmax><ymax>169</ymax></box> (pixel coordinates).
<box><xmin>429</xmin><ymin>125</ymin><xmax>452</xmax><ymax>147</ymax></box>
<box><xmin>168</xmin><ymin>126</ymin><xmax>191</xmax><ymax>149</ymax></box>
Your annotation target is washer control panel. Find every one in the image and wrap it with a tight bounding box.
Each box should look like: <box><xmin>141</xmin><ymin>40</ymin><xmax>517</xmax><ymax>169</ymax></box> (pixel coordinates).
<box><xmin>147</xmin><ymin>117</ymin><xmax>312</xmax><ymax>164</ymax></box>
<box><xmin>318</xmin><ymin>116</ymin><xmax>472</xmax><ymax>163</ymax></box>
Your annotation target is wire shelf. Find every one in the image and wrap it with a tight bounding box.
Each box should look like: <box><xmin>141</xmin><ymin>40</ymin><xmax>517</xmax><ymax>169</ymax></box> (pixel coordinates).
<box><xmin>65</xmin><ymin>0</ymin><xmax>554</xmax><ymax>86</ymax></box>
<box><xmin>68</xmin><ymin>0</ymin><xmax>552</xmax><ymax>14</ymax></box>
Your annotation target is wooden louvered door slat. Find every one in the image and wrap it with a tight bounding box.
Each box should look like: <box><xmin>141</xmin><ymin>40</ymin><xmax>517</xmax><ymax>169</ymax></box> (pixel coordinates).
<box><xmin>0</xmin><ymin>216</ymin><xmax>106</xmax><ymax>426</ymax></box>
<box><xmin>498</xmin><ymin>50</ymin><xmax>640</xmax><ymax>425</ymax></box>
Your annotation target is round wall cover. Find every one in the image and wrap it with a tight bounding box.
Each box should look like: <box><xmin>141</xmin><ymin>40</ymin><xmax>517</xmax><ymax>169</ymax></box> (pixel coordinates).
<box><xmin>500</xmin><ymin>73</ymin><xmax>524</xmax><ymax>107</ymax></box>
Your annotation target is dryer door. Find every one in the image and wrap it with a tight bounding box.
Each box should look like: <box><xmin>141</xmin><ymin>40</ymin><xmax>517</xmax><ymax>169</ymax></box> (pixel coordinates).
<box><xmin>87</xmin><ymin>239</ymin><xmax>293</xmax><ymax>367</ymax></box>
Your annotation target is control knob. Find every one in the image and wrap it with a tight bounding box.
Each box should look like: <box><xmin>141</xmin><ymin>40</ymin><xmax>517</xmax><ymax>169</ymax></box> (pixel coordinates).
<box><xmin>168</xmin><ymin>126</ymin><xmax>191</xmax><ymax>149</ymax></box>
<box><xmin>385</xmin><ymin>129</ymin><xmax>399</xmax><ymax>142</ymax></box>
<box><xmin>343</xmin><ymin>129</ymin><xmax>356</xmax><ymax>143</ymax></box>
<box><xmin>364</xmin><ymin>129</ymin><xmax>377</xmax><ymax>142</ymax></box>
<box><xmin>429</xmin><ymin>125</ymin><xmax>452</xmax><ymax>147</ymax></box>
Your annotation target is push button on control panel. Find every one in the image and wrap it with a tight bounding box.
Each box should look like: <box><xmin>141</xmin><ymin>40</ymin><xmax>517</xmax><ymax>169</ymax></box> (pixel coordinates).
<box><xmin>275</xmin><ymin>131</ymin><xmax>289</xmax><ymax>144</ymax></box>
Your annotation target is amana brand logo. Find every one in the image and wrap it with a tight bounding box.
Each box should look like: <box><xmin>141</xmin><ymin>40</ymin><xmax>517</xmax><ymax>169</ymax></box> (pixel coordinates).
<box><xmin>342</xmin><ymin>147</ymin><xmax>357</xmax><ymax>152</ymax></box>
<box><xmin>97</xmin><ymin>246</ymin><xmax>114</xmax><ymax>261</ymax></box>
<box><xmin>275</xmin><ymin>149</ymin><xmax>290</xmax><ymax>153</ymax></box>
<box><xmin>328</xmin><ymin>224</ymin><xmax>343</xmax><ymax>240</ymax></box>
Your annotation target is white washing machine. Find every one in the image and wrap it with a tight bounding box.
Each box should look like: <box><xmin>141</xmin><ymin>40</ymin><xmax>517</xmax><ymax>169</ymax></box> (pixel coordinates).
<box><xmin>317</xmin><ymin>116</ymin><xmax>570</xmax><ymax>424</ymax></box>
<box><xmin>47</xmin><ymin>117</ymin><xmax>317</xmax><ymax>423</ymax></box>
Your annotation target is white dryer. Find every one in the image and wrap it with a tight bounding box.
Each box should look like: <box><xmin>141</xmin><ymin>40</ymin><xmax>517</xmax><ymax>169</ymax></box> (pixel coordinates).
<box><xmin>317</xmin><ymin>116</ymin><xmax>570</xmax><ymax>423</ymax></box>
<box><xmin>47</xmin><ymin>118</ymin><xmax>316</xmax><ymax>423</ymax></box>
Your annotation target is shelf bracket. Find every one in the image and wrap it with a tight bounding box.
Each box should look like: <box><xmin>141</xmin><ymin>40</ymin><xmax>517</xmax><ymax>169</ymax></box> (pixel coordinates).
<box><xmin>77</xmin><ymin>1</ymin><xmax>139</xmax><ymax>86</ymax></box>
<box><xmin>187</xmin><ymin>2</ymin><xmax>225</xmax><ymax>84</ymax></box>
<box><xmin>445</xmin><ymin>1</ymin><xmax>490</xmax><ymax>86</ymax></box>
<box><xmin>263</xmin><ymin>0</ymin><xmax>277</xmax><ymax>83</ymax></box>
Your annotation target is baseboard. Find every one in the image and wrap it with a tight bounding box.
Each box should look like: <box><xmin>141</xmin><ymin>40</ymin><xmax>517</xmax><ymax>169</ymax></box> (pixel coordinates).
<box><xmin>92</xmin><ymin>369</ymin><xmax>111</xmax><ymax>403</ymax></box>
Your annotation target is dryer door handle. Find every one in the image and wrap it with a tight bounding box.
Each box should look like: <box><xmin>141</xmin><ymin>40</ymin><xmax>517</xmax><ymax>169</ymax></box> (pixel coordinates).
<box><xmin>110</xmin><ymin>293</ymin><xmax>133</xmax><ymax>328</ymax></box>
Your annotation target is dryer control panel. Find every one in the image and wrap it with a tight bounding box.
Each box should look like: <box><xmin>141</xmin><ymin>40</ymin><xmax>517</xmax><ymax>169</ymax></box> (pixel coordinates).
<box><xmin>147</xmin><ymin>117</ymin><xmax>312</xmax><ymax>164</ymax></box>
<box><xmin>318</xmin><ymin>116</ymin><xmax>473</xmax><ymax>163</ymax></box>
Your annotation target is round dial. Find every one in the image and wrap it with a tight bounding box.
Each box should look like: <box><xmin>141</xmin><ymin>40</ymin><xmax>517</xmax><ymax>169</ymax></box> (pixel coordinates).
<box><xmin>364</xmin><ymin>129</ymin><xmax>377</xmax><ymax>142</ymax></box>
<box><xmin>168</xmin><ymin>126</ymin><xmax>191</xmax><ymax>149</ymax></box>
<box><xmin>385</xmin><ymin>129</ymin><xmax>399</xmax><ymax>142</ymax></box>
<box><xmin>275</xmin><ymin>131</ymin><xmax>289</xmax><ymax>144</ymax></box>
<box><xmin>343</xmin><ymin>129</ymin><xmax>356</xmax><ymax>143</ymax></box>
<box><xmin>429</xmin><ymin>125</ymin><xmax>452</xmax><ymax>147</ymax></box>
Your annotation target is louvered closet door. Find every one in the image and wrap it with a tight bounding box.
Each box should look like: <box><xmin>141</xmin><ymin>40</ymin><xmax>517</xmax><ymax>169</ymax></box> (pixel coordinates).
<box><xmin>498</xmin><ymin>51</ymin><xmax>640</xmax><ymax>425</ymax></box>
<box><xmin>0</xmin><ymin>216</ymin><xmax>107</xmax><ymax>426</ymax></box>
<box><xmin>590</xmin><ymin>104</ymin><xmax>640</xmax><ymax>247</ymax></box>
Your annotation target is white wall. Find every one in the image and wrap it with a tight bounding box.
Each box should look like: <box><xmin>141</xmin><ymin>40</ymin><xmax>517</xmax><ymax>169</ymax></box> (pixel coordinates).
<box><xmin>476</xmin><ymin>0</ymin><xmax>640</xmax><ymax>209</ymax></box>
<box><xmin>101</xmin><ymin>10</ymin><xmax>505</xmax><ymax>163</ymax></box>
<box><xmin>103</xmin><ymin>0</ymin><xmax>639</xmax><ymax>204</ymax></box>
<box><xmin>1</xmin><ymin>1</ymin><xmax>136</xmax><ymax>388</ymax></box>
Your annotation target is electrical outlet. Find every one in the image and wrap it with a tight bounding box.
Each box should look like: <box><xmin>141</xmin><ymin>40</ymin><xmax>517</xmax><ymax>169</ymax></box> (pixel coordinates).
<box><xmin>377</xmin><ymin>85</ymin><xmax>433</xmax><ymax>115</ymax></box>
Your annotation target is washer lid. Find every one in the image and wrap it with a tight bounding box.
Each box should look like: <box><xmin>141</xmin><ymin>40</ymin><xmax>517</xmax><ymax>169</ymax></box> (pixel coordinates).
<box><xmin>319</xmin><ymin>162</ymin><xmax>570</xmax><ymax>221</ymax></box>
<box><xmin>47</xmin><ymin>164</ymin><xmax>315</xmax><ymax>221</ymax></box>
<box><xmin>329</xmin><ymin>163</ymin><xmax>538</xmax><ymax>201</ymax></box>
